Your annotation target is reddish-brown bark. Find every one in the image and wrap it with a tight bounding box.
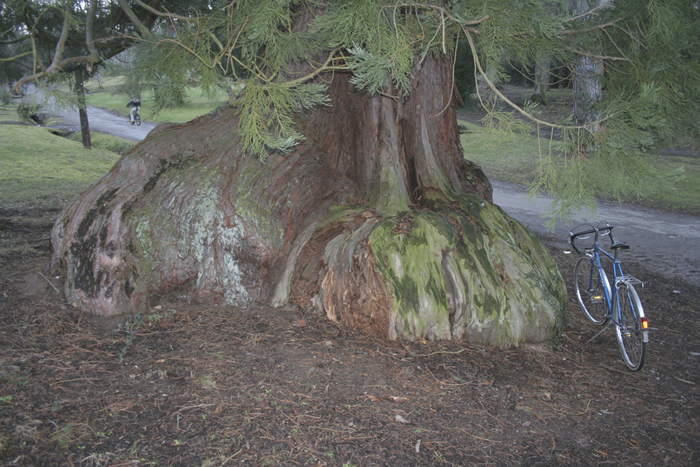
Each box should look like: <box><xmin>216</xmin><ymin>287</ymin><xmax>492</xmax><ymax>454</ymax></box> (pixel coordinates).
<box><xmin>49</xmin><ymin>55</ymin><xmax>492</xmax><ymax>320</ymax></box>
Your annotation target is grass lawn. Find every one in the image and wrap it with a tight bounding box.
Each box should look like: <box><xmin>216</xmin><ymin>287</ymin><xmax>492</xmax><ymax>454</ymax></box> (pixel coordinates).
<box><xmin>0</xmin><ymin>120</ymin><xmax>120</xmax><ymax>210</ymax></box>
<box><xmin>460</xmin><ymin>119</ymin><xmax>700</xmax><ymax>216</ymax></box>
<box><xmin>460</xmin><ymin>122</ymin><xmax>565</xmax><ymax>186</ymax></box>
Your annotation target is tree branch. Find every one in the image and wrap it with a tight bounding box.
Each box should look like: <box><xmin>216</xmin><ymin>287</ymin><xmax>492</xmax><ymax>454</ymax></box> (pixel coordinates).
<box><xmin>130</xmin><ymin>0</ymin><xmax>194</xmax><ymax>23</ymax></box>
<box><xmin>564</xmin><ymin>46</ymin><xmax>629</xmax><ymax>62</ymax></box>
<box><xmin>567</xmin><ymin>3</ymin><xmax>613</xmax><ymax>23</ymax></box>
<box><xmin>462</xmin><ymin>27</ymin><xmax>599</xmax><ymax>132</ymax></box>
<box><xmin>1</xmin><ymin>51</ymin><xmax>32</xmax><ymax>62</ymax></box>
<box><xmin>117</xmin><ymin>0</ymin><xmax>152</xmax><ymax>37</ymax></box>
<box><xmin>45</xmin><ymin>1</ymin><xmax>74</xmax><ymax>75</ymax></box>
<box><xmin>13</xmin><ymin>55</ymin><xmax>94</xmax><ymax>92</ymax></box>
<box><xmin>561</xmin><ymin>19</ymin><xmax>624</xmax><ymax>35</ymax></box>
<box><xmin>85</xmin><ymin>0</ymin><xmax>99</xmax><ymax>72</ymax></box>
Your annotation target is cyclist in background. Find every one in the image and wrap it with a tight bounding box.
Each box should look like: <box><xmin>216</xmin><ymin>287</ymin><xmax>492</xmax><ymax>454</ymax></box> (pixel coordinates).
<box><xmin>127</xmin><ymin>96</ymin><xmax>141</xmax><ymax>123</ymax></box>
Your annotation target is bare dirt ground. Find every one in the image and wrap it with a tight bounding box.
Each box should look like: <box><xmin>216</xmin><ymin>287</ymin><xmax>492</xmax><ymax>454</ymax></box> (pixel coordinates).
<box><xmin>1</xmin><ymin>201</ymin><xmax>699</xmax><ymax>467</ymax></box>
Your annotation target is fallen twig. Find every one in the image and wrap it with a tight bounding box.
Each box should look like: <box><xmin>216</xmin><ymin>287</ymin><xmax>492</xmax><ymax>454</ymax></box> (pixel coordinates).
<box><xmin>38</xmin><ymin>271</ymin><xmax>60</xmax><ymax>294</ymax></box>
<box><xmin>413</xmin><ymin>349</ymin><xmax>466</xmax><ymax>358</ymax></box>
<box><xmin>172</xmin><ymin>403</ymin><xmax>215</xmax><ymax>415</ymax></box>
<box><xmin>673</xmin><ymin>376</ymin><xmax>696</xmax><ymax>385</ymax></box>
<box><xmin>457</xmin><ymin>427</ymin><xmax>501</xmax><ymax>443</ymax></box>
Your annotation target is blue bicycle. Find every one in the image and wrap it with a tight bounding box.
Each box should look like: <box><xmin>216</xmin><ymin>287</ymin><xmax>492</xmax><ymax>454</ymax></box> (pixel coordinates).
<box><xmin>569</xmin><ymin>223</ymin><xmax>649</xmax><ymax>371</ymax></box>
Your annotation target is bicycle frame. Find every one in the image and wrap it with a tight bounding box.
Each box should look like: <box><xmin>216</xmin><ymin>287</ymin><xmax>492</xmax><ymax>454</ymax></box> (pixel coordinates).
<box><xmin>585</xmin><ymin>242</ymin><xmax>624</xmax><ymax>327</ymax></box>
<box><xmin>572</xmin><ymin>225</ymin><xmax>649</xmax><ymax>344</ymax></box>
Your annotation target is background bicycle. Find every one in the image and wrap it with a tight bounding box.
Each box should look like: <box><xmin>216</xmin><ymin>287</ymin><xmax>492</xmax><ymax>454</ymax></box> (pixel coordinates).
<box><xmin>569</xmin><ymin>222</ymin><xmax>649</xmax><ymax>371</ymax></box>
<box><xmin>131</xmin><ymin>107</ymin><xmax>141</xmax><ymax>126</ymax></box>
<box><xmin>126</xmin><ymin>96</ymin><xmax>141</xmax><ymax>126</ymax></box>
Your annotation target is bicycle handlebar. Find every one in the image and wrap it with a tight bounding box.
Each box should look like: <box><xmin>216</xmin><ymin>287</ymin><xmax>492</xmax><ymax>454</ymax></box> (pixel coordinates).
<box><xmin>569</xmin><ymin>224</ymin><xmax>615</xmax><ymax>254</ymax></box>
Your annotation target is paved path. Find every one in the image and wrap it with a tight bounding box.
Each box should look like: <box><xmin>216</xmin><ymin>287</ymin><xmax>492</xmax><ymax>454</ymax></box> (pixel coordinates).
<box><xmin>493</xmin><ymin>181</ymin><xmax>700</xmax><ymax>288</ymax></box>
<box><xmin>32</xmin><ymin>85</ymin><xmax>157</xmax><ymax>141</ymax></box>
<box><xmin>52</xmin><ymin>103</ymin><xmax>157</xmax><ymax>142</ymax></box>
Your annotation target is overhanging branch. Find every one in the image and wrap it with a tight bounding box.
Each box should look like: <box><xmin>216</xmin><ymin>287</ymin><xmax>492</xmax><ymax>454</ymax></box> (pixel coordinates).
<box><xmin>85</xmin><ymin>0</ymin><xmax>99</xmax><ymax>71</ymax></box>
<box><xmin>117</xmin><ymin>0</ymin><xmax>152</xmax><ymax>37</ymax></box>
<box><xmin>45</xmin><ymin>1</ymin><xmax>73</xmax><ymax>75</ymax></box>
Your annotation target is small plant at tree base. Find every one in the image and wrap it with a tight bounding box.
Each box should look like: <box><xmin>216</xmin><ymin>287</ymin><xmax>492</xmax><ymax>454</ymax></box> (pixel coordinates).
<box><xmin>113</xmin><ymin>314</ymin><xmax>144</xmax><ymax>363</ymax></box>
<box><xmin>198</xmin><ymin>374</ymin><xmax>217</xmax><ymax>389</ymax></box>
<box><xmin>50</xmin><ymin>424</ymin><xmax>76</xmax><ymax>449</ymax></box>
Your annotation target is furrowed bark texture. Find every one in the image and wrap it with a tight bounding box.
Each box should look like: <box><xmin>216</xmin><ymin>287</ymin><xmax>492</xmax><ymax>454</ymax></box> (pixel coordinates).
<box><xmin>50</xmin><ymin>56</ymin><xmax>566</xmax><ymax>346</ymax></box>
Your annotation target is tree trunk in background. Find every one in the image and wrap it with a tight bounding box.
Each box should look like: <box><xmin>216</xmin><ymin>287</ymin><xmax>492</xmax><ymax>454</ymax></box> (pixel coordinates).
<box><xmin>75</xmin><ymin>68</ymin><xmax>92</xmax><ymax>149</ymax></box>
<box><xmin>570</xmin><ymin>0</ymin><xmax>611</xmax><ymax>129</ymax></box>
<box><xmin>50</xmin><ymin>56</ymin><xmax>566</xmax><ymax>346</ymax></box>
<box><xmin>530</xmin><ymin>54</ymin><xmax>550</xmax><ymax>106</ymax></box>
<box><xmin>572</xmin><ymin>53</ymin><xmax>604</xmax><ymax>128</ymax></box>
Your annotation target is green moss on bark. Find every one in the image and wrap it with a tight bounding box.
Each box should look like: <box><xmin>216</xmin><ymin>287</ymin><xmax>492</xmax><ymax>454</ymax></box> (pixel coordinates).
<box><xmin>368</xmin><ymin>195</ymin><xmax>566</xmax><ymax>346</ymax></box>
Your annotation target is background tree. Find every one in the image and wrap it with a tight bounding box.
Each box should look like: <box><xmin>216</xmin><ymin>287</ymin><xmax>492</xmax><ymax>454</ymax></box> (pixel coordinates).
<box><xmin>527</xmin><ymin>0</ymin><xmax>566</xmax><ymax>106</ymax></box>
<box><xmin>568</xmin><ymin>0</ymin><xmax>611</xmax><ymax>128</ymax></box>
<box><xmin>3</xmin><ymin>0</ymin><xmax>136</xmax><ymax>146</ymax></box>
<box><xmin>2</xmin><ymin>0</ymin><xmax>203</xmax><ymax>145</ymax></box>
<box><xmin>10</xmin><ymin>0</ymin><xmax>697</xmax><ymax>345</ymax></box>
<box><xmin>0</xmin><ymin>1</ymin><xmax>28</xmax><ymax>101</ymax></box>
<box><xmin>534</xmin><ymin>0</ymin><xmax>700</xmax><ymax>217</ymax></box>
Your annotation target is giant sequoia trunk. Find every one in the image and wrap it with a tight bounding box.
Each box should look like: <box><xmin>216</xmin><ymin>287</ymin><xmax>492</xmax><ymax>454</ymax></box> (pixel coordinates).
<box><xmin>50</xmin><ymin>56</ymin><xmax>566</xmax><ymax>346</ymax></box>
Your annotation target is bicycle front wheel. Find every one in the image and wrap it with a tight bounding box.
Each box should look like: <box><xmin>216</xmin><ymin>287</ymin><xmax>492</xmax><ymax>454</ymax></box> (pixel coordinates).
<box><xmin>614</xmin><ymin>282</ymin><xmax>647</xmax><ymax>371</ymax></box>
<box><xmin>574</xmin><ymin>256</ymin><xmax>610</xmax><ymax>325</ymax></box>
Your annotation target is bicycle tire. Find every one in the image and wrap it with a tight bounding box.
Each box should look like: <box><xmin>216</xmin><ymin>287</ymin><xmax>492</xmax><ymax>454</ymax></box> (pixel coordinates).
<box><xmin>614</xmin><ymin>282</ymin><xmax>647</xmax><ymax>371</ymax></box>
<box><xmin>574</xmin><ymin>256</ymin><xmax>610</xmax><ymax>325</ymax></box>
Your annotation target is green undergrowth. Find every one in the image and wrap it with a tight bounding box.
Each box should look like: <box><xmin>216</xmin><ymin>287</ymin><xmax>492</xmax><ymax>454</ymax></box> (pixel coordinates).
<box><xmin>0</xmin><ymin>123</ymin><xmax>120</xmax><ymax>210</ymax></box>
<box><xmin>460</xmin><ymin>120</ymin><xmax>700</xmax><ymax>216</ymax></box>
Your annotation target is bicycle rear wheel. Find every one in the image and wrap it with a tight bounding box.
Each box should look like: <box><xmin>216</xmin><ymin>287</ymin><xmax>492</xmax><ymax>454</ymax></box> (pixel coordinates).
<box><xmin>574</xmin><ymin>256</ymin><xmax>610</xmax><ymax>325</ymax></box>
<box><xmin>615</xmin><ymin>282</ymin><xmax>647</xmax><ymax>371</ymax></box>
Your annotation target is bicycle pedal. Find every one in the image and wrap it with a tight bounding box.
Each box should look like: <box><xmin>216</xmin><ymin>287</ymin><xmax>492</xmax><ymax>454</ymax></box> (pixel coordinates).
<box><xmin>591</xmin><ymin>296</ymin><xmax>603</xmax><ymax>303</ymax></box>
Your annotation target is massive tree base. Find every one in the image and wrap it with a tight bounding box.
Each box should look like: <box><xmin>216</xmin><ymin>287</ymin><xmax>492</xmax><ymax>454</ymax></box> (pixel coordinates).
<box><xmin>49</xmin><ymin>119</ymin><xmax>564</xmax><ymax>346</ymax></box>
<box><xmin>294</xmin><ymin>199</ymin><xmax>565</xmax><ymax>347</ymax></box>
<box><xmin>50</xmin><ymin>59</ymin><xmax>566</xmax><ymax>347</ymax></box>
